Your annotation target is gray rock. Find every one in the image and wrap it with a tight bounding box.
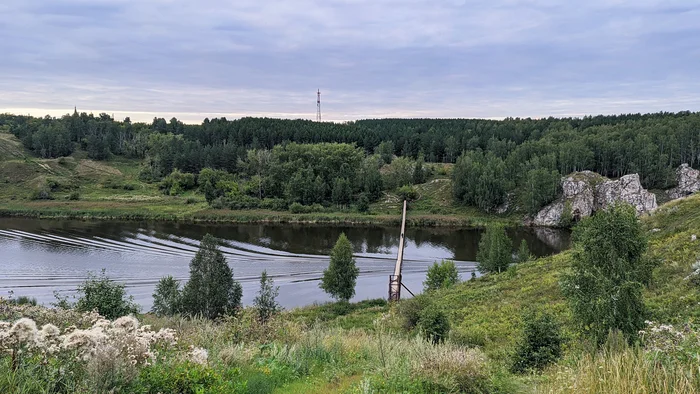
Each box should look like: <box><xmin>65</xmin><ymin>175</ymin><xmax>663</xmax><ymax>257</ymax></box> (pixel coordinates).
<box><xmin>595</xmin><ymin>174</ymin><xmax>657</xmax><ymax>215</ymax></box>
<box><xmin>667</xmin><ymin>164</ymin><xmax>700</xmax><ymax>200</ymax></box>
<box><xmin>533</xmin><ymin>171</ymin><xmax>657</xmax><ymax>227</ymax></box>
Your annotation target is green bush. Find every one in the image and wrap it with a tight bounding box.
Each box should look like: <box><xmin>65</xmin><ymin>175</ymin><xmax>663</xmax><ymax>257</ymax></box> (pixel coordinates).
<box><xmin>289</xmin><ymin>202</ymin><xmax>306</xmax><ymax>214</ymax></box>
<box><xmin>511</xmin><ymin>310</ymin><xmax>563</xmax><ymax>373</ymax></box>
<box><xmin>159</xmin><ymin>169</ymin><xmax>197</xmax><ymax>196</ymax></box>
<box><xmin>68</xmin><ymin>191</ymin><xmax>80</xmax><ymax>200</ymax></box>
<box><xmin>423</xmin><ymin>260</ymin><xmax>460</xmax><ymax>292</ymax></box>
<box><xmin>418</xmin><ymin>308</ymin><xmax>450</xmax><ymax>344</ymax></box>
<box><xmin>136</xmin><ymin>361</ymin><xmax>239</xmax><ymax>393</ymax></box>
<box><xmin>75</xmin><ymin>270</ymin><xmax>140</xmax><ymax>319</ymax></box>
<box><xmin>397</xmin><ymin>185</ymin><xmax>419</xmax><ymax>202</ymax></box>
<box><xmin>259</xmin><ymin>198</ymin><xmax>287</xmax><ymax>211</ymax></box>
<box><xmin>450</xmin><ymin>326</ymin><xmax>488</xmax><ymax>348</ymax></box>
<box><xmin>396</xmin><ymin>295</ymin><xmax>431</xmax><ymax>331</ymax></box>
<box><xmin>29</xmin><ymin>186</ymin><xmax>53</xmax><ymax>200</ymax></box>
<box><xmin>356</xmin><ymin>193</ymin><xmax>370</xmax><ymax>213</ymax></box>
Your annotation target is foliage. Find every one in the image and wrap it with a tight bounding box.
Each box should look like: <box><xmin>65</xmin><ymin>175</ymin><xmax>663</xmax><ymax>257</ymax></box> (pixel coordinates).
<box><xmin>74</xmin><ymin>270</ymin><xmax>140</xmax><ymax>319</ymax></box>
<box><xmin>397</xmin><ymin>185</ymin><xmax>419</xmax><ymax>202</ymax></box>
<box><xmin>320</xmin><ymin>233</ymin><xmax>359</xmax><ymax>302</ymax></box>
<box><xmin>151</xmin><ymin>276</ymin><xmax>182</xmax><ymax>317</ymax></box>
<box><xmin>521</xmin><ymin>167</ymin><xmax>561</xmax><ymax>214</ymax></box>
<box><xmin>560</xmin><ymin>200</ymin><xmax>574</xmax><ymax>228</ymax></box>
<box><xmin>181</xmin><ymin>234</ymin><xmax>242</xmax><ymax>319</ymax></box>
<box><xmin>453</xmin><ymin>151</ymin><xmax>509</xmax><ymax>212</ymax></box>
<box><xmin>517</xmin><ymin>239</ymin><xmax>531</xmax><ymax>263</ymax></box>
<box><xmin>511</xmin><ymin>310</ymin><xmax>563</xmax><ymax>373</ymax></box>
<box><xmin>423</xmin><ymin>260</ymin><xmax>460</xmax><ymax>292</ymax></box>
<box><xmin>476</xmin><ymin>224</ymin><xmax>513</xmax><ymax>273</ymax></box>
<box><xmin>562</xmin><ymin>203</ymin><xmax>659</xmax><ymax>345</ymax></box>
<box><xmin>159</xmin><ymin>169</ymin><xmax>196</xmax><ymax>195</ymax></box>
<box><xmin>418</xmin><ymin>308</ymin><xmax>451</xmax><ymax>344</ymax></box>
<box><xmin>253</xmin><ymin>270</ymin><xmax>281</xmax><ymax>324</ymax></box>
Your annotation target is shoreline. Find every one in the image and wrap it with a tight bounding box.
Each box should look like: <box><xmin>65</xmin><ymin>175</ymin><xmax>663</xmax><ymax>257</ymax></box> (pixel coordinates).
<box><xmin>0</xmin><ymin>201</ymin><xmax>521</xmax><ymax>228</ymax></box>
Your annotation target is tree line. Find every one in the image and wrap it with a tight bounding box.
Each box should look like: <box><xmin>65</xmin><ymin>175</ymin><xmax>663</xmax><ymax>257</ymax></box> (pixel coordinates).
<box><xmin>2</xmin><ymin>110</ymin><xmax>699</xmax><ymax>214</ymax></box>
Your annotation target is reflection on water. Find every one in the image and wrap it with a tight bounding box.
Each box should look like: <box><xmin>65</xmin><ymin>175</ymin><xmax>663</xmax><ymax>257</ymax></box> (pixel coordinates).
<box><xmin>0</xmin><ymin>218</ymin><xmax>569</xmax><ymax>309</ymax></box>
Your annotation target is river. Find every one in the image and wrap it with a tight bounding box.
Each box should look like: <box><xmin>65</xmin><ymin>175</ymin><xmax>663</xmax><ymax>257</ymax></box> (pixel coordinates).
<box><xmin>0</xmin><ymin>218</ymin><xmax>570</xmax><ymax>310</ymax></box>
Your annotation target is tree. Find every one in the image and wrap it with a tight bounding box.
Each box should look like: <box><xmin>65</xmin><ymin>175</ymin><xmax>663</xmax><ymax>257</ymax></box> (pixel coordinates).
<box><xmin>152</xmin><ymin>276</ymin><xmax>182</xmax><ymax>317</ymax></box>
<box><xmin>423</xmin><ymin>260</ymin><xmax>460</xmax><ymax>291</ymax></box>
<box><xmin>74</xmin><ymin>269</ymin><xmax>140</xmax><ymax>319</ymax></box>
<box><xmin>413</xmin><ymin>155</ymin><xmax>426</xmax><ymax>184</ymax></box>
<box><xmin>331</xmin><ymin>177</ymin><xmax>352</xmax><ymax>207</ymax></box>
<box><xmin>521</xmin><ymin>167</ymin><xmax>561</xmax><ymax>215</ymax></box>
<box><xmin>320</xmin><ymin>233</ymin><xmax>359</xmax><ymax>302</ymax></box>
<box><xmin>511</xmin><ymin>310</ymin><xmax>563</xmax><ymax>373</ymax></box>
<box><xmin>517</xmin><ymin>240</ymin><xmax>531</xmax><ymax>263</ymax></box>
<box><xmin>253</xmin><ymin>270</ymin><xmax>281</xmax><ymax>324</ymax></box>
<box><xmin>476</xmin><ymin>224</ymin><xmax>512</xmax><ymax>273</ymax></box>
<box><xmin>181</xmin><ymin>234</ymin><xmax>242</xmax><ymax>319</ymax></box>
<box><xmin>562</xmin><ymin>203</ymin><xmax>658</xmax><ymax>344</ymax></box>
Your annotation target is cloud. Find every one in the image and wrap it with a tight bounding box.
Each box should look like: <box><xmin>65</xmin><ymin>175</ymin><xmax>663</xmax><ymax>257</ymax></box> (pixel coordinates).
<box><xmin>1</xmin><ymin>0</ymin><xmax>699</xmax><ymax>122</ymax></box>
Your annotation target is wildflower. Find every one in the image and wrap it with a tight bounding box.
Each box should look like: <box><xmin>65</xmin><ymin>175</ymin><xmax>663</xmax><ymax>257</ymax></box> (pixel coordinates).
<box><xmin>112</xmin><ymin>316</ymin><xmax>139</xmax><ymax>332</ymax></box>
<box><xmin>10</xmin><ymin>318</ymin><xmax>38</xmax><ymax>344</ymax></box>
<box><xmin>188</xmin><ymin>346</ymin><xmax>209</xmax><ymax>365</ymax></box>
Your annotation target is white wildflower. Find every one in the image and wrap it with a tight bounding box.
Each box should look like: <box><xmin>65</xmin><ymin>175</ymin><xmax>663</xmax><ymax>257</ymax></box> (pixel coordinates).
<box><xmin>188</xmin><ymin>346</ymin><xmax>209</xmax><ymax>365</ymax></box>
<box><xmin>10</xmin><ymin>318</ymin><xmax>38</xmax><ymax>345</ymax></box>
<box><xmin>112</xmin><ymin>316</ymin><xmax>139</xmax><ymax>332</ymax></box>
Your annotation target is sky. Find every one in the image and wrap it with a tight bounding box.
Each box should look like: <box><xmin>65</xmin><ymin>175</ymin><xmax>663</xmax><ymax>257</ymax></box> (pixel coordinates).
<box><xmin>1</xmin><ymin>0</ymin><xmax>699</xmax><ymax>123</ymax></box>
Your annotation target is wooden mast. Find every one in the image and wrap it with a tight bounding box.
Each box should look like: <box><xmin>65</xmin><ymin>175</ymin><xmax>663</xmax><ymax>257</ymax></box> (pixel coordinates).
<box><xmin>389</xmin><ymin>199</ymin><xmax>408</xmax><ymax>301</ymax></box>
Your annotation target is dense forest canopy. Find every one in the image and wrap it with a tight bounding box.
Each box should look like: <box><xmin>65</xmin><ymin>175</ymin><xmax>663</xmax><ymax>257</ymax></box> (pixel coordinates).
<box><xmin>1</xmin><ymin>110</ymin><xmax>699</xmax><ymax>213</ymax></box>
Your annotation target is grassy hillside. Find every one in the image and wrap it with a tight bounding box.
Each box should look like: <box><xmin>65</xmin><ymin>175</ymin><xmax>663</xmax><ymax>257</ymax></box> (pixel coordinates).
<box><xmin>0</xmin><ymin>132</ymin><xmax>516</xmax><ymax>226</ymax></box>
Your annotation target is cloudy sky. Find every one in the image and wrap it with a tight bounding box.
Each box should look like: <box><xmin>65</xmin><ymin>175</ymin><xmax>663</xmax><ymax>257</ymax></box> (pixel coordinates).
<box><xmin>1</xmin><ymin>0</ymin><xmax>698</xmax><ymax>123</ymax></box>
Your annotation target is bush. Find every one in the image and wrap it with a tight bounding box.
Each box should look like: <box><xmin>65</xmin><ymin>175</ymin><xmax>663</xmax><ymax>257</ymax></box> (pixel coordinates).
<box><xmin>29</xmin><ymin>186</ymin><xmax>53</xmax><ymax>200</ymax></box>
<box><xmin>75</xmin><ymin>270</ymin><xmax>140</xmax><ymax>319</ymax></box>
<box><xmin>68</xmin><ymin>191</ymin><xmax>80</xmax><ymax>200</ymax></box>
<box><xmin>260</xmin><ymin>198</ymin><xmax>287</xmax><ymax>211</ymax></box>
<box><xmin>151</xmin><ymin>276</ymin><xmax>182</xmax><ymax>317</ymax></box>
<box><xmin>418</xmin><ymin>308</ymin><xmax>451</xmax><ymax>344</ymax></box>
<box><xmin>450</xmin><ymin>326</ymin><xmax>488</xmax><ymax>348</ymax></box>
<box><xmin>476</xmin><ymin>224</ymin><xmax>512</xmax><ymax>274</ymax></box>
<box><xmin>159</xmin><ymin>169</ymin><xmax>196</xmax><ymax>196</ymax></box>
<box><xmin>396</xmin><ymin>296</ymin><xmax>431</xmax><ymax>331</ymax></box>
<box><xmin>320</xmin><ymin>233</ymin><xmax>359</xmax><ymax>302</ymax></box>
<box><xmin>397</xmin><ymin>185</ymin><xmax>419</xmax><ymax>202</ymax></box>
<box><xmin>517</xmin><ymin>239</ymin><xmax>531</xmax><ymax>263</ymax></box>
<box><xmin>289</xmin><ymin>202</ymin><xmax>307</xmax><ymax>214</ymax></box>
<box><xmin>357</xmin><ymin>193</ymin><xmax>370</xmax><ymax>213</ymax></box>
<box><xmin>423</xmin><ymin>260</ymin><xmax>460</xmax><ymax>292</ymax></box>
<box><xmin>253</xmin><ymin>270</ymin><xmax>281</xmax><ymax>324</ymax></box>
<box><xmin>511</xmin><ymin>310</ymin><xmax>563</xmax><ymax>373</ymax></box>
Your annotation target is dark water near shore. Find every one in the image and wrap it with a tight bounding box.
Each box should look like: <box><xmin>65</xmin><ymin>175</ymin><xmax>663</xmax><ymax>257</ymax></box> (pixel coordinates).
<box><xmin>0</xmin><ymin>218</ymin><xmax>570</xmax><ymax>310</ymax></box>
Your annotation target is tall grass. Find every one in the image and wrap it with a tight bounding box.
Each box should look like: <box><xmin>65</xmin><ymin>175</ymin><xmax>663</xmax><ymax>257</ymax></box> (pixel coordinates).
<box><xmin>537</xmin><ymin>346</ymin><xmax>700</xmax><ymax>394</ymax></box>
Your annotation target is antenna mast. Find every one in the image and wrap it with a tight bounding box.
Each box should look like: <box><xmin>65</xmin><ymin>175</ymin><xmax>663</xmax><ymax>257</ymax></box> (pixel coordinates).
<box><xmin>316</xmin><ymin>89</ymin><xmax>321</xmax><ymax>122</ymax></box>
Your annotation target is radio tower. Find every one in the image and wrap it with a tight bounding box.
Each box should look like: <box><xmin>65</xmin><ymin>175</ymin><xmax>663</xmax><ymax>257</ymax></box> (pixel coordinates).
<box><xmin>316</xmin><ymin>89</ymin><xmax>321</xmax><ymax>122</ymax></box>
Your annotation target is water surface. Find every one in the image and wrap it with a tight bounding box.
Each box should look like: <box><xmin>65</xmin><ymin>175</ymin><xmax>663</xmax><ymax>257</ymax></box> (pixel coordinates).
<box><xmin>0</xmin><ymin>218</ymin><xmax>570</xmax><ymax>310</ymax></box>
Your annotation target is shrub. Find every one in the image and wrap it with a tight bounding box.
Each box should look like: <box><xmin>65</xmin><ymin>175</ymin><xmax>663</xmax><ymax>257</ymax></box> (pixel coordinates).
<box><xmin>74</xmin><ymin>270</ymin><xmax>140</xmax><ymax>319</ymax></box>
<box><xmin>151</xmin><ymin>276</ymin><xmax>182</xmax><ymax>317</ymax></box>
<box><xmin>289</xmin><ymin>202</ymin><xmax>307</xmax><ymax>214</ymax></box>
<box><xmin>450</xmin><ymin>326</ymin><xmax>488</xmax><ymax>348</ymax></box>
<box><xmin>357</xmin><ymin>193</ymin><xmax>370</xmax><ymax>213</ymax></box>
<box><xmin>68</xmin><ymin>191</ymin><xmax>80</xmax><ymax>200</ymax></box>
<box><xmin>253</xmin><ymin>270</ymin><xmax>281</xmax><ymax>324</ymax></box>
<box><xmin>423</xmin><ymin>260</ymin><xmax>460</xmax><ymax>292</ymax></box>
<box><xmin>511</xmin><ymin>310</ymin><xmax>563</xmax><ymax>373</ymax></box>
<box><xmin>159</xmin><ymin>169</ymin><xmax>196</xmax><ymax>196</ymax></box>
<box><xmin>260</xmin><ymin>198</ymin><xmax>287</xmax><ymax>211</ymax></box>
<box><xmin>29</xmin><ymin>185</ymin><xmax>53</xmax><ymax>200</ymax></box>
<box><xmin>418</xmin><ymin>308</ymin><xmax>451</xmax><ymax>344</ymax></box>
<box><xmin>181</xmin><ymin>234</ymin><xmax>242</xmax><ymax>319</ymax></box>
<box><xmin>396</xmin><ymin>295</ymin><xmax>431</xmax><ymax>330</ymax></box>
<box><xmin>397</xmin><ymin>185</ymin><xmax>419</xmax><ymax>202</ymax></box>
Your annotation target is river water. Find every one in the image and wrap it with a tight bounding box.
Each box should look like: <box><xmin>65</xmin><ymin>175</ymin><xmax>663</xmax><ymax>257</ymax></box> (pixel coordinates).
<box><xmin>0</xmin><ymin>218</ymin><xmax>570</xmax><ymax>310</ymax></box>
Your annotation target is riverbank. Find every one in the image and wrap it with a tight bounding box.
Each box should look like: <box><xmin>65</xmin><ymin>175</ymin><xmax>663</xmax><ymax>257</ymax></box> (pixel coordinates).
<box><xmin>0</xmin><ymin>199</ymin><xmax>520</xmax><ymax>227</ymax></box>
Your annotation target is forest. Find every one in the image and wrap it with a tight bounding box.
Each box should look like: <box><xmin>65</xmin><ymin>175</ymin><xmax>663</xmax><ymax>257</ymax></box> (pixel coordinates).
<box><xmin>2</xmin><ymin>110</ymin><xmax>699</xmax><ymax>215</ymax></box>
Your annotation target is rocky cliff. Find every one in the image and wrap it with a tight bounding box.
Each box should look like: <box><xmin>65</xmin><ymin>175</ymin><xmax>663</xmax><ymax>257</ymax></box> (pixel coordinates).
<box><xmin>533</xmin><ymin>172</ymin><xmax>657</xmax><ymax>227</ymax></box>
<box><xmin>667</xmin><ymin>164</ymin><xmax>700</xmax><ymax>200</ymax></box>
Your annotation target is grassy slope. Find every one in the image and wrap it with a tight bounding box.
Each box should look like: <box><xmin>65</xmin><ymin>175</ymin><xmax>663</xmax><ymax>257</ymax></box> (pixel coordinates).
<box><xmin>0</xmin><ymin>132</ymin><xmax>517</xmax><ymax>226</ymax></box>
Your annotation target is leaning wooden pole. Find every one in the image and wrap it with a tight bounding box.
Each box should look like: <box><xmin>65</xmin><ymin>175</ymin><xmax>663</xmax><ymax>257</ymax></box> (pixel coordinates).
<box><xmin>389</xmin><ymin>199</ymin><xmax>408</xmax><ymax>301</ymax></box>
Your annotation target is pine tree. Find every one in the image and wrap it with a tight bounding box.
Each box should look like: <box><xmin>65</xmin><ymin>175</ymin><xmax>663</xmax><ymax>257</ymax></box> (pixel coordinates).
<box><xmin>181</xmin><ymin>234</ymin><xmax>242</xmax><ymax>319</ymax></box>
<box><xmin>320</xmin><ymin>233</ymin><xmax>359</xmax><ymax>301</ymax></box>
<box><xmin>254</xmin><ymin>270</ymin><xmax>281</xmax><ymax>323</ymax></box>
<box><xmin>517</xmin><ymin>240</ymin><xmax>531</xmax><ymax>263</ymax></box>
<box><xmin>476</xmin><ymin>224</ymin><xmax>512</xmax><ymax>273</ymax></box>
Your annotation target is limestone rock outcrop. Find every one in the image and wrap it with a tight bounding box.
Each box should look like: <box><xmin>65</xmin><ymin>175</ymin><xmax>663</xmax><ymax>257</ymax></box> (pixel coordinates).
<box><xmin>533</xmin><ymin>172</ymin><xmax>657</xmax><ymax>227</ymax></box>
<box><xmin>667</xmin><ymin>164</ymin><xmax>700</xmax><ymax>200</ymax></box>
